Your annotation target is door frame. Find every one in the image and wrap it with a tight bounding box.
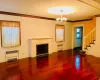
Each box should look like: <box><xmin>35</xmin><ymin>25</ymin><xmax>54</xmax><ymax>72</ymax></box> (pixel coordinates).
<box><xmin>72</xmin><ymin>25</ymin><xmax>84</xmax><ymax>50</ymax></box>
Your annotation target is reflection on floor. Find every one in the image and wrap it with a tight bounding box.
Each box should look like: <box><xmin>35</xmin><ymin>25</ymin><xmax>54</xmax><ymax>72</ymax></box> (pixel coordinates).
<box><xmin>0</xmin><ymin>50</ymin><xmax>100</xmax><ymax>80</ymax></box>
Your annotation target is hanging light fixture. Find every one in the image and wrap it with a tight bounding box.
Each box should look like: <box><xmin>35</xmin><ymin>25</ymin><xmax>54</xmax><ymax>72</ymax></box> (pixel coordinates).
<box><xmin>56</xmin><ymin>10</ymin><xmax>67</xmax><ymax>21</ymax></box>
<box><xmin>48</xmin><ymin>6</ymin><xmax>75</xmax><ymax>22</ymax></box>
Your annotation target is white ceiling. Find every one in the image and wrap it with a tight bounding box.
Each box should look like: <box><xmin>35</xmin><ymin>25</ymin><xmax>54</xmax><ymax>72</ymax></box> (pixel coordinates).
<box><xmin>0</xmin><ymin>0</ymin><xmax>100</xmax><ymax>20</ymax></box>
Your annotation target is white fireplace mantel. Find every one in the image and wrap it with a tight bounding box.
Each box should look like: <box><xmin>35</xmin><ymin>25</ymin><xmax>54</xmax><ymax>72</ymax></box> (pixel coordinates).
<box><xmin>28</xmin><ymin>38</ymin><xmax>53</xmax><ymax>57</ymax></box>
<box><xmin>29</xmin><ymin>38</ymin><xmax>53</xmax><ymax>40</ymax></box>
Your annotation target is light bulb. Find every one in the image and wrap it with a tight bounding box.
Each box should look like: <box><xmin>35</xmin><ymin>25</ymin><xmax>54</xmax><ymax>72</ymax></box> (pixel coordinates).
<box><xmin>56</xmin><ymin>16</ymin><xmax>67</xmax><ymax>22</ymax></box>
<box><xmin>56</xmin><ymin>17</ymin><xmax>60</xmax><ymax>21</ymax></box>
<box><xmin>62</xmin><ymin>17</ymin><xmax>68</xmax><ymax>21</ymax></box>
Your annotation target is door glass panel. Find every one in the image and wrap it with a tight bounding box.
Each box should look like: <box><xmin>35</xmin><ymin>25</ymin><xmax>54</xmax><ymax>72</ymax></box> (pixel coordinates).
<box><xmin>76</xmin><ymin>28</ymin><xmax>81</xmax><ymax>39</ymax></box>
<box><xmin>76</xmin><ymin>34</ymin><xmax>80</xmax><ymax>38</ymax></box>
<box><xmin>76</xmin><ymin>28</ymin><xmax>80</xmax><ymax>32</ymax></box>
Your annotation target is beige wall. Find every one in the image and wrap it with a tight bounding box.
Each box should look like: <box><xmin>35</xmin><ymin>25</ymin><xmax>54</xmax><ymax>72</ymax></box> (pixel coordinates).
<box><xmin>86</xmin><ymin>17</ymin><xmax>100</xmax><ymax>57</ymax></box>
<box><xmin>94</xmin><ymin>17</ymin><xmax>100</xmax><ymax>57</ymax></box>
<box><xmin>72</xmin><ymin>18</ymin><xmax>96</xmax><ymax>48</ymax></box>
<box><xmin>0</xmin><ymin>14</ymin><xmax>72</xmax><ymax>63</ymax></box>
<box><xmin>72</xmin><ymin>18</ymin><xmax>96</xmax><ymax>36</ymax></box>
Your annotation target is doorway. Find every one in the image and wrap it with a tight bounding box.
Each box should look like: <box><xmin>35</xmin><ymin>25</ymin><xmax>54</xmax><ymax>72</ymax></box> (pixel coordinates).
<box><xmin>74</xmin><ymin>26</ymin><xmax>83</xmax><ymax>52</ymax></box>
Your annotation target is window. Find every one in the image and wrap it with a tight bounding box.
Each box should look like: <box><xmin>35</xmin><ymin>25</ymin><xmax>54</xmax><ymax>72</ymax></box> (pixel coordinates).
<box><xmin>55</xmin><ymin>25</ymin><xmax>65</xmax><ymax>42</ymax></box>
<box><xmin>1</xmin><ymin>21</ymin><xmax>21</xmax><ymax>47</ymax></box>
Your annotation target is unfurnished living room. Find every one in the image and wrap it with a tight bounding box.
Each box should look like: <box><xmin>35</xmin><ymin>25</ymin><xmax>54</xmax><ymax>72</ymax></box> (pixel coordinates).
<box><xmin>0</xmin><ymin>0</ymin><xmax>100</xmax><ymax>80</ymax></box>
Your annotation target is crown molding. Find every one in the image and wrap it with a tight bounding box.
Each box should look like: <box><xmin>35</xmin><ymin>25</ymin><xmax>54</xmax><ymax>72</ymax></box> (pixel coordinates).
<box><xmin>0</xmin><ymin>11</ymin><xmax>55</xmax><ymax>20</ymax></box>
<box><xmin>68</xmin><ymin>18</ymin><xmax>92</xmax><ymax>22</ymax></box>
<box><xmin>0</xmin><ymin>11</ymin><xmax>96</xmax><ymax>23</ymax></box>
<box><xmin>95</xmin><ymin>14</ymin><xmax>100</xmax><ymax>17</ymax></box>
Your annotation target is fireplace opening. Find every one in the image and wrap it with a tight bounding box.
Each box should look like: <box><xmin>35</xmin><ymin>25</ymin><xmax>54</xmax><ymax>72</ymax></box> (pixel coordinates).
<box><xmin>36</xmin><ymin>44</ymin><xmax>48</xmax><ymax>56</ymax></box>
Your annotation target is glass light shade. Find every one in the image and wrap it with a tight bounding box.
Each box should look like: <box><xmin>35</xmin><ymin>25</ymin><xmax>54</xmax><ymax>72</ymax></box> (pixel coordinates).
<box><xmin>56</xmin><ymin>17</ymin><xmax>67</xmax><ymax>21</ymax></box>
<box><xmin>62</xmin><ymin>17</ymin><xmax>68</xmax><ymax>21</ymax></box>
<box><xmin>56</xmin><ymin>17</ymin><xmax>61</xmax><ymax>21</ymax></box>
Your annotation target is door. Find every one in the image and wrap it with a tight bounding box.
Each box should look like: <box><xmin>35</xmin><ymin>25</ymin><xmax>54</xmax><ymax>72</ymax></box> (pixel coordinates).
<box><xmin>74</xmin><ymin>26</ymin><xmax>83</xmax><ymax>50</ymax></box>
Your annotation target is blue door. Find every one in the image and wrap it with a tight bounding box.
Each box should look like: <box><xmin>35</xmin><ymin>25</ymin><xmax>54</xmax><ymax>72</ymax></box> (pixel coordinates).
<box><xmin>75</xmin><ymin>27</ymin><xmax>83</xmax><ymax>50</ymax></box>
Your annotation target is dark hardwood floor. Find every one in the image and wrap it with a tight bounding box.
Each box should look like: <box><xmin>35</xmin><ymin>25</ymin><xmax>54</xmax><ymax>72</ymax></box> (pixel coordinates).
<box><xmin>0</xmin><ymin>50</ymin><xmax>100</xmax><ymax>80</ymax></box>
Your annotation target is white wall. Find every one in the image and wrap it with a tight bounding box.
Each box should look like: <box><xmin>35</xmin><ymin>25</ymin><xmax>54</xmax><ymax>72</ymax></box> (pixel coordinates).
<box><xmin>0</xmin><ymin>14</ymin><xmax>72</xmax><ymax>63</ymax></box>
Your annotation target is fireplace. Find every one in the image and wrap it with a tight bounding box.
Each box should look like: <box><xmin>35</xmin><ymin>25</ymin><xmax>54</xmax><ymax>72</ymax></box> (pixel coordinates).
<box><xmin>28</xmin><ymin>38</ymin><xmax>53</xmax><ymax>57</ymax></box>
<box><xmin>36</xmin><ymin>44</ymin><xmax>48</xmax><ymax>56</ymax></box>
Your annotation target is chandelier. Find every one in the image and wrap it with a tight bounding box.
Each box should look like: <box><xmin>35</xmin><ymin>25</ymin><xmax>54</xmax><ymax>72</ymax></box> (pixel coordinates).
<box><xmin>48</xmin><ymin>6</ymin><xmax>75</xmax><ymax>22</ymax></box>
<box><xmin>56</xmin><ymin>10</ymin><xmax>67</xmax><ymax>22</ymax></box>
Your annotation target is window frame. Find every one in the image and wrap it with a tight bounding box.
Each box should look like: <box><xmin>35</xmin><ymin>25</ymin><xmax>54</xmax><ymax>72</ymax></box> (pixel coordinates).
<box><xmin>0</xmin><ymin>20</ymin><xmax>21</xmax><ymax>48</ymax></box>
<box><xmin>55</xmin><ymin>24</ymin><xmax>65</xmax><ymax>42</ymax></box>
